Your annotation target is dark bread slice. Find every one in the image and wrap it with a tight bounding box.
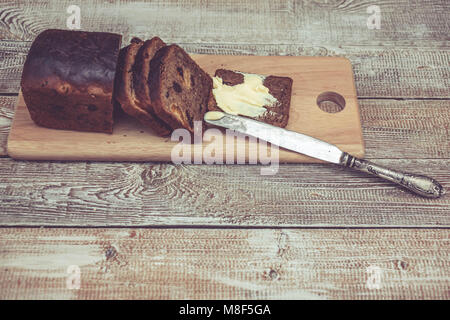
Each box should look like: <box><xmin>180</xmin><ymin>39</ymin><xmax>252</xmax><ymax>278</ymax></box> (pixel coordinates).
<box><xmin>148</xmin><ymin>44</ymin><xmax>212</xmax><ymax>133</ymax></box>
<box><xmin>209</xmin><ymin>69</ymin><xmax>293</xmax><ymax>128</ymax></box>
<box><xmin>133</xmin><ymin>37</ymin><xmax>166</xmax><ymax>113</ymax></box>
<box><xmin>21</xmin><ymin>29</ymin><xmax>122</xmax><ymax>133</ymax></box>
<box><xmin>114</xmin><ymin>38</ymin><xmax>171</xmax><ymax>136</ymax></box>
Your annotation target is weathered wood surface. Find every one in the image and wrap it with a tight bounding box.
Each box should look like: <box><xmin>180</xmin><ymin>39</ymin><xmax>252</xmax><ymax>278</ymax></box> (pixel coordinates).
<box><xmin>0</xmin><ymin>228</ymin><xmax>448</xmax><ymax>299</ymax></box>
<box><xmin>2</xmin><ymin>97</ymin><xmax>448</xmax><ymax>159</ymax></box>
<box><xmin>1</xmin><ymin>40</ymin><xmax>449</xmax><ymax>97</ymax></box>
<box><xmin>0</xmin><ymin>0</ymin><xmax>449</xmax><ymax>96</ymax></box>
<box><xmin>0</xmin><ymin>0</ymin><xmax>449</xmax><ymax>299</ymax></box>
<box><xmin>0</xmin><ymin>158</ymin><xmax>448</xmax><ymax>227</ymax></box>
<box><xmin>1</xmin><ymin>96</ymin><xmax>448</xmax><ymax>227</ymax></box>
<box><xmin>360</xmin><ymin>99</ymin><xmax>449</xmax><ymax>159</ymax></box>
<box><xmin>1</xmin><ymin>0</ymin><xmax>448</xmax><ymax>46</ymax></box>
<box><xmin>0</xmin><ymin>96</ymin><xmax>15</xmax><ymax>156</ymax></box>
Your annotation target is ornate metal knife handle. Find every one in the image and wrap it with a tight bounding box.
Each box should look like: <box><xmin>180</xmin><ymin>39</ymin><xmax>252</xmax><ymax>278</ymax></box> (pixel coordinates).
<box><xmin>340</xmin><ymin>153</ymin><xmax>445</xmax><ymax>198</ymax></box>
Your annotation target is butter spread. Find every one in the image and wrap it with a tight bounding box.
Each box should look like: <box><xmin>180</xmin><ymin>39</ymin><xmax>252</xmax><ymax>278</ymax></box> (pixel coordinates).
<box><xmin>204</xmin><ymin>111</ymin><xmax>225</xmax><ymax>121</ymax></box>
<box><xmin>212</xmin><ymin>72</ymin><xmax>277</xmax><ymax>118</ymax></box>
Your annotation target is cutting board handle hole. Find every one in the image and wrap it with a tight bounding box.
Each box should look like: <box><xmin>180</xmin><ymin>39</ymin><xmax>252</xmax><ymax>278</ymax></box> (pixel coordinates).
<box><xmin>316</xmin><ymin>91</ymin><xmax>346</xmax><ymax>113</ymax></box>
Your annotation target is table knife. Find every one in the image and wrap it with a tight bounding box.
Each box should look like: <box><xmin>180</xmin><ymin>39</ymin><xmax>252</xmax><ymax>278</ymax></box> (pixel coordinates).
<box><xmin>204</xmin><ymin>111</ymin><xmax>445</xmax><ymax>198</ymax></box>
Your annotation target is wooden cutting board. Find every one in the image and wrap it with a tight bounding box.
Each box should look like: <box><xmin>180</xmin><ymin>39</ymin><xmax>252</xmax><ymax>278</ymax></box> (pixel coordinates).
<box><xmin>7</xmin><ymin>55</ymin><xmax>364</xmax><ymax>163</ymax></box>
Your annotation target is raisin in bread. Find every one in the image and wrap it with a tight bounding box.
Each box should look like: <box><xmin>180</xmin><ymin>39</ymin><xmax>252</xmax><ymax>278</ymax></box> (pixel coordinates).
<box><xmin>21</xmin><ymin>29</ymin><xmax>122</xmax><ymax>133</ymax></box>
<box><xmin>114</xmin><ymin>38</ymin><xmax>171</xmax><ymax>136</ymax></box>
<box><xmin>148</xmin><ymin>44</ymin><xmax>213</xmax><ymax>133</ymax></box>
<box><xmin>209</xmin><ymin>69</ymin><xmax>293</xmax><ymax>128</ymax></box>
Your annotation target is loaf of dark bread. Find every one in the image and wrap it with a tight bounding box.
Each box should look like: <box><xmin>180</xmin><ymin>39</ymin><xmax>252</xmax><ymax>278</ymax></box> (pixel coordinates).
<box><xmin>210</xmin><ymin>69</ymin><xmax>293</xmax><ymax>128</ymax></box>
<box><xmin>148</xmin><ymin>44</ymin><xmax>213</xmax><ymax>133</ymax></box>
<box><xmin>114</xmin><ymin>38</ymin><xmax>172</xmax><ymax>136</ymax></box>
<box><xmin>21</xmin><ymin>29</ymin><xmax>122</xmax><ymax>133</ymax></box>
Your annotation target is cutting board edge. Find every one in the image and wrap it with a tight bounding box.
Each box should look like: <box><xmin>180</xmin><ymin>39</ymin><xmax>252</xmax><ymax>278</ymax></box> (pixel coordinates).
<box><xmin>6</xmin><ymin>132</ymin><xmax>365</xmax><ymax>163</ymax></box>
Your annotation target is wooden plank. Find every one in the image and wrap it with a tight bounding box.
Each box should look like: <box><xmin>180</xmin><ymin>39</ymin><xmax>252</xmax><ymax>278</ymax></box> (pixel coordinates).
<box><xmin>0</xmin><ymin>41</ymin><xmax>28</xmax><ymax>94</ymax></box>
<box><xmin>7</xmin><ymin>55</ymin><xmax>365</xmax><ymax>162</ymax></box>
<box><xmin>0</xmin><ymin>158</ymin><xmax>448</xmax><ymax>227</ymax></box>
<box><xmin>360</xmin><ymin>99</ymin><xmax>450</xmax><ymax>159</ymax></box>
<box><xmin>1</xmin><ymin>0</ymin><xmax>448</xmax><ymax>47</ymax></box>
<box><xmin>2</xmin><ymin>97</ymin><xmax>448</xmax><ymax>159</ymax></box>
<box><xmin>1</xmin><ymin>40</ymin><xmax>449</xmax><ymax>97</ymax></box>
<box><xmin>0</xmin><ymin>228</ymin><xmax>448</xmax><ymax>299</ymax></box>
<box><xmin>0</xmin><ymin>96</ymin><xmax>15</xmax><ymax>156</ymax></box>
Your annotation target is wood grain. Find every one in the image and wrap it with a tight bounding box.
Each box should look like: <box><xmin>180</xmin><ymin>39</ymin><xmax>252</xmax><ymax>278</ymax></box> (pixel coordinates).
<box><xmin>0</xmin><ymin>96</ymin><xmax>15</xmax><ymax>156</ymax></box>
<box><xmin>3</xmin><ymin>98</ymin><xmax>447</xmax><ymax>159</ymax></box>
<box><xmin>0</xmin><ymin>158</ymin><xmax>448</xmax><ymax>227</ymax></box>
<box><xmin>360</xmin><ymin>99</ymin><xmax>450</xmax><ymax>159</ymax></box>
<box><xmin>0</xmin><ymin>0</ymin><xmax>449</xmax><ymax>300</ymax></box>
<box><xmin>1</xmin><ymin>0</ymin><xmax>448</xmax><ymax>46</ymax></box>
<box><xmin>1</xmin><ymin>40</ymin><xmax>448</xmax><ymax>97</ymax></box>
<box><xmin>7</xmin><ymin>56</ymin><xmax>364</xmax><ymax>162</ymax></box>
<box><xmin>0</xmin><ymin>228</ymin><xmax>448</xmax><ymax>299</ymax></box>
<box><xmin>0</xmin><ymin>0</ymin><xmax>448</xmax><ymax>96</ymax></box>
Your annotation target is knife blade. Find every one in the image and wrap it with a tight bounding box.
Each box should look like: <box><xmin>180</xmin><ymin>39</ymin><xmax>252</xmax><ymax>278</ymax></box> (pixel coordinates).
<box><xmin>204</xmin><ymin>111</ymin><xmax>445</xmax><ymax>198</ymax></box>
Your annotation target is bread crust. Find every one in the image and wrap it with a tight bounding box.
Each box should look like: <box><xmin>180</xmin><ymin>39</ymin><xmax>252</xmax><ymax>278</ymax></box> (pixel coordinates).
<box><xmin>21</xmin><ymin>29</ymin><xmax>122</xmax><ymax>133</ymax></box>
<box><xmin>133</xmin><ymin>37</ymin><xmax>166</xmax><ymax>112</ymax></box>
